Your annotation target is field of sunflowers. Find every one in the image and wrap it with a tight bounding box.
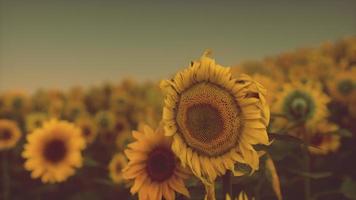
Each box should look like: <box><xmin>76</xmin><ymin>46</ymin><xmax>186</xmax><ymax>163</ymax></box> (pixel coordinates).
<box><xmin>0</xmin><ymin>37</ymin><xmax>355</xmax><ymax>200</ymax></box>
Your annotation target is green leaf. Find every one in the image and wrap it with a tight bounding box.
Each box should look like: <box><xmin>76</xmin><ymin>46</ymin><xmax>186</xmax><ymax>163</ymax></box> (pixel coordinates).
<box><xmin>285</xmin><ymin>168</ymin><xmax>332</xmax><ymax>179</ymax></box>
<box><xmin>268</xmin><ymin>133</ymin><xmax>305</xmax><ymax>145</ymax></box>
<box><xmin>341</xmin><ymin>178</ymin><xmax>356</xmax><ymax>199</ymax></box>
<box><xmin>84</xmin><ymin>156</ymin><xmax>100</xmax><ymax>167</ymax></box>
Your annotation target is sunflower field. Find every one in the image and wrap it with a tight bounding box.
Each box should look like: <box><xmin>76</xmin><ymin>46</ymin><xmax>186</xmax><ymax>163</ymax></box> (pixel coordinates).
<box><xmin>0</xmin><ymin>37</ymin><xmax>355</xmax><ymax>200</ymax></box>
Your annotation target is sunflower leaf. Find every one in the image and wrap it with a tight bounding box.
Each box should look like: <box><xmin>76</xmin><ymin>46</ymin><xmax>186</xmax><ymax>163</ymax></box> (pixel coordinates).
<box><xmin>84</xmin><ymin>156</ymin><xmax>100</xmax><ymax>167</ymax></box>
<box><xmin>268</xmin><ymin>133</ymin><xmax>305</xmax><ymax>145</ymax></box>
<box><xmin>285</xmin><ymin>168</ymin><xmax>332</xmax><ymax>179</ymax></box>
<box><xmin>341</xmin><ymin>178</ymin><xmax>356</xmax><ymax>199</ymax></box>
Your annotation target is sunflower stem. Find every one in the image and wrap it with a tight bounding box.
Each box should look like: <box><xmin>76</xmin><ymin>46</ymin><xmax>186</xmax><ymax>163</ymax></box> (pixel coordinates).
<box><xmin>222</xmin><ymin>171</ymin><xmax>232</xmax><ymax>198</ymax></box>
<box><xmin>303</xmin><ymin>141</ymin><xmax>311</xmax><ymax>200</ymax></box>
<box><xmin>2</xmin><ymin>151</ymin><xmax>10</xmax><ymax>200</ymax></box>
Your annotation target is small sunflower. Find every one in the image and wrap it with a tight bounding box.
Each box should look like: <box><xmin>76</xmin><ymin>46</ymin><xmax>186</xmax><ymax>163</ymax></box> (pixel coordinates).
<box><xmin>63</xmin><ymin>101</ymin><xmax>87</xmax><ymax>121</ymax></box>
<box><xmin>272</xmin><ymin>81</ymin><xmax>329</xmax><ymax>130</ymax></box>
<box><xmin>22</xmin><ymin>119</ymin><xmax>86</xmax><ymax>183</ymax></box>
<box><xmin>327</xmin><ymin>68</ymin><xmax>356</xmax><ymax>104</ymax></box>
<box><xmin>25</xmin><ymin>112</ymin><xmax>48</xmax><ymax>133</ymax></box>
<box><xmin>48</xmin><ymin>98</ymin><xmax>65</xmax><ymax>118</ymax></box>
<box><xmin>75</xmin><ymin>116</ymin><xmax>98</xmax><ymax>144</ymax></box>
<box><xmin>308</xmin><ymin>121</ymin><xmax>340</xmax><ymax>155</ymax></box>
<box><xmin>3</xmin><ymin>91</ymin><xmax>30</xmax><ymax>114</ymax></box>
<box><xmin>100</xmin><ymin>115</ymin><xmax>130</xmax><ymax>145</ymax></box>
<box><xmin>109</xmin><ymin>153</ymin><xmax>128</xmax><ymax>184</ymax></box>
<box><xmin>161</xmin><ymin>51</ymin><xmax>270</xmax><ymax>186</ymax></box>
<box><xmin>123</xmin><ymin>124</ymin><xmax>190</xmax><ymax>200</ymax></box>
<box><xmin>0</xmin><ymin>119</ymin><xmax>21</xmax><ymax>150</ymax></box>
<box><xmin>110</xmin><ymin>90</ymin><xmax>133</xmax><ymax>114</ymax></box>
<box><xmin>95</xmin><ymin>111</ymin><xmax>116</xmax><ymax>132</ymax></box>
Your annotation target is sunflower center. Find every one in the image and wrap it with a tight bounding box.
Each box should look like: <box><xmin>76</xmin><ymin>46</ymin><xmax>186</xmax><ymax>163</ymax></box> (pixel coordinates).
<box><xmin>284</xmin><ymin>91</ymin><xmax>314</xmax><ymax>121</ymax></box>
<box><xmin>43</xmin><ymin>139</ymin><xmax>67</xmax><ymax>164</ymax></box>
<box><xmin>338</xmin><ymin>79</ymin><xmax>353</xmax><ymax>95</ymax></box>
<box><xmin>34</xmin><ymin>120</ymin><xmax>42</xmax><ymax>128</ymax></box>
<box><xmin>115</xmin><ymin>122</ymin><xmax>124</xmax><ymax>132</ymax></box>
<box><xmin>82</xmin><ymin>126</ymin><xmax>91</xmax><ymax>137</ymax></box>
<box><xmin>291</xmin><ymin>97</ymin><xmax>308</xmax><ymax>118</ymax></box>
<box><xmin>115</xmin><ymin>162</ymin><xmax>122</xmax><ymax>173</ymax></box>
<box><xmin>0</xmin><ymin>129</ymin><xmax>12</xmax><ymax>141</ymax></box>
<box><xmin>99</xmin><ymin>117</ymin><xmax>109</xmax><ymax>128</ymax></box>
<box><xmin>186</xmin><ymin>104</ymin><xmax>223</xmax><ymax>142</ymax></box>
<box><xmin>176</xmin><ymin>82</ymin><xmax>241</xmax><ymax>156</ymax></box>
<box><xmin>311</xmin><ymin>134</ymin><xmax>323</xmax><ymax>146</ymax></box>
<box><xmin>146</xmin><ymin>147</ymin><xmax>176</xmax><ymax>182</ymax></box>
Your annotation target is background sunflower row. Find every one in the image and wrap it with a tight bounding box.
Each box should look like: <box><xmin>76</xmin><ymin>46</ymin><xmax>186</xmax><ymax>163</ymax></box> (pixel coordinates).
<box><xmin>0</xmin><ymin>36</ymin><xmax>355</xmax><ymax>200</ymax></box>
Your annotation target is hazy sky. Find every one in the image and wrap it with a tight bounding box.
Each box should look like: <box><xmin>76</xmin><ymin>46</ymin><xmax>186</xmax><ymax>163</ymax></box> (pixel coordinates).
<box><xmin>1</xmin><ymin>0</ymin><xmax>355</xmax><ymax>92</ymax></box>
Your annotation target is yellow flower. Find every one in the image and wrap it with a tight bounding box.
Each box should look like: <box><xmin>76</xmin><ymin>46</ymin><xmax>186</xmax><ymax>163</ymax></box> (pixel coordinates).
<box><xmin>272</xmin><ymin>81</ymin><xmax>329</xmax><ymax>130</ymax></box>
<box><xmin>2</xmin><ymin>91</ymin><xmax>30</xmax><ymax>115</ymax></box>
<box><xmin>95</xmin><ymin>111</ymin><xmax>116</xmax><ymax>132</ymax></box>
<box><xmin>123</xmin><ymin>124</ymin><xmax>190</xmax><ymax>200</ymax></box>
<box><xmin>100</xmin><ymin>115</ymin><xmax>130</xmax><ymax>145</ymax></box>
<box><xmin>110</xmin><ymin>90</ymin><xmax>133</xmax><ymax>114</ymax></box>
<box><xmin>0</xmin><ymin>119</ymin><xmax>21</xmax><ymax>150</ymax></box>
<box><xmin>25</xmin><ymin>112</ymin><xmax>48</xmax><ymax>133</ymax></box>
<box><xmin>48</xmin><ymin>99</ymin><xmax>65</xmax><ymax>118</ymax></box>
<box><xmin>327</xmin><ymin>68</ymin><xmax>356</xmax><ymax>104</ymax></box>
<box><xmin>75</xmin><ymin>116</ymin><xmax>98</xmax><ymax>144</ymax></box>
<box><xmin>109</xmin><ymin>153</ymin><xmax>128</xmax><ymax>184</ymax></box>
<box><xmin>22</xmin><ymin>119</ymin><xmax>86</xmax><ymax>183</ymax></box>
<box><xmin>161</xmin><ymin>51</ymin><xmax>270</xmax><ymax>187</ymax></box>
<box><xmin>63</xmin><ymin>100</ymin><xmax>87</xmax><ymax>121</ymax></box>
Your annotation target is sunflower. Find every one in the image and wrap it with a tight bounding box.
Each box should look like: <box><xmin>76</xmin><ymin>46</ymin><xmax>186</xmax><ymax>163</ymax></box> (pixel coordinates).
<box><xmin>308</xmin><ymin>121</ymin><xmax>340</xmax><ymax>155</ymax></box>
<box><xmin>95</xmin><ymin>110</ymin><xmax>116</xmax><ymax>132</ymax></box>
<box><xmin>75</xmin><ymin>116</ymin><xmax>98</xmax><ymax>144</ymax></box>
<box><xmin>327</xmin><ymin>68</ymin><xmax>356</xmax><ymax>104</ymax></box>
<box><xmin>110</xmin><ymin>90</ymin><xmax>133</xmax><ymax>114</ymax></box>
<box><xmin>25</xmin><ymin>112</ymin><xmax>48</xmax><ymax>133</ymax></box>
<box><xmin>3</xmin><ymin>91</ymin><xmax>30</xmax><ymax>115</ymax></box>
<box><xmin>160</xmin><ymin>51</ymin><xmax>270</xmax><ymax>187</ymax></box>
<box><xmin>63</xmin><ymin>100</ymin><xmax>87</xmax><ymax>121</ymax></box>
<box><xmin>0</xmin><ymin>119</ymin><xmax>21</xmax><ymax>150</ymax></box>
<box><xmin>109</xmin><ymin>153</ymin><xmax>128</xmax><ymax>184</ymax></box>
<box><xmin>272</xmin><ymin>81</ymin><xmax>329</xmax><ymax>130</ymax></box>
<box><xmin>122</xmin><ymin>124</ymin><xmax>190</xmax><ymax>200</ymax></box>
<box><xmin>100</xmin><ymin>115</ymin><xmax>130</xmax><ymax>145</ymax></box>
<box><xmin>48</xmin><ymin>98</ymin><xmax>65</xmax><ymax>118</ymax></box>
<box><xmin>22</xmin><ymin>119</ymin><xmax>86</xmax><ymax>183</ymax></box>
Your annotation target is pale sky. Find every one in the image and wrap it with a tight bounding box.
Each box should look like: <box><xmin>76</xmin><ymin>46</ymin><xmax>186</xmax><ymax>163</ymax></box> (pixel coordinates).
<box><xmin>1</xmin><ymin>0</ymin><xmax>355</xmax><ymax>92</ymax></box>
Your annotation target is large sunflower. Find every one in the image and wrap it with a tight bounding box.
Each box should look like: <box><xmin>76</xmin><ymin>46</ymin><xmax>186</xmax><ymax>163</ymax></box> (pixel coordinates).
<box><xmin>22</xmin><ymin>119</ymin><xmax>86</xmax><ymax>183</ymax></box>
<box><xmin>272</xmin><ymin>81</ymin><xmax>329</xmax><ymax>130</ymax></box>
<box><xmin>160</xmin><ymin>51</ymin><xmax>270</xmax><ymax>186</ymax></box>
<box><xmin>122</xmin><ymin>124</ymin><xmax>190</xmax><ymax>200</ymax></box>
<box><xmin>0</xmin><ymin>119</ymin><xmax>21</xmax><ymax>150</ymax></box>
<box><xmin>109</xmin><ymin>153</ymin><xmax>128</xmax><ymax>184</ymax></box>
